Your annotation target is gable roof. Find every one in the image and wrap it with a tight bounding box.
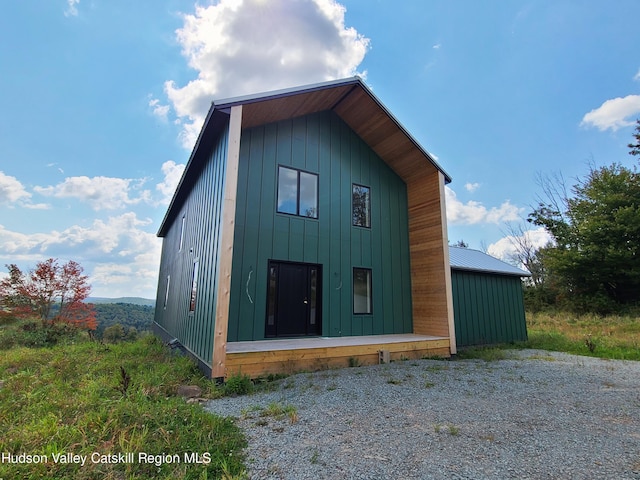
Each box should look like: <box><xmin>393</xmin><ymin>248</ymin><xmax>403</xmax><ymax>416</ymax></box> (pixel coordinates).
<box><xmin>448</xmin><ymin>246</ymin><xmax>531</xmax><ymax>277</ymax></box>
<box><xmin>158</xmin><ymin>77</ymin><xmax>451</xmax><ymax>236</ymax></box>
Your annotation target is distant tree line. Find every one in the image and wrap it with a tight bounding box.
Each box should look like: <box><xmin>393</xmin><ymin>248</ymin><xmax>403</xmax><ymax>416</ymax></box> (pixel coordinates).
<box><xmin>92</xmin><ymin>303</ymin><xmax>154</xmax><ymax>341</ymax></box>
<box><xmin>514</xmin><ymin>120</ymin><xmax>640</xmax><ymax>314</ymax></box>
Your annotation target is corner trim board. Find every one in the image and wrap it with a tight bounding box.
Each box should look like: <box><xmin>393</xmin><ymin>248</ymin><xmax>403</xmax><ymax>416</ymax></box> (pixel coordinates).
<box><xmin>439</xmin><ymin>171</ymin><xmax>457</xmax><ymax>354</ymax></box>
<box><xmin>211</xmin><ymin>105</ymin><xmax>242</xmax><ymax>378</ymax></box>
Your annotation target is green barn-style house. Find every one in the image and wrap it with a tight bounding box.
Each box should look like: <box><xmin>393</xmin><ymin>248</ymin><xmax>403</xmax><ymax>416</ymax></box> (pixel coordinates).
<box><xmin>154</xmin><ymin>77</ymin><xmax>469</xmax><ymax>379</ymax></box>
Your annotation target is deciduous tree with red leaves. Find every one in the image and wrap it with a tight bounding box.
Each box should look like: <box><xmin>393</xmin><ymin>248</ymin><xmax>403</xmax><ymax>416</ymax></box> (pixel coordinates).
<box><xmin>0</xmin><ymin>258</ymin><xmax>97</xmax><ymax>330</ymax></box>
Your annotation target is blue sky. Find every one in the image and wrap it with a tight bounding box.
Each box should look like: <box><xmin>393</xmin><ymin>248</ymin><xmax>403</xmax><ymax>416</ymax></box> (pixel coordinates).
<box><xmin>1</xmin><ymin>0</ymin><xmax>639</xmax><ymax>298</ymax></box>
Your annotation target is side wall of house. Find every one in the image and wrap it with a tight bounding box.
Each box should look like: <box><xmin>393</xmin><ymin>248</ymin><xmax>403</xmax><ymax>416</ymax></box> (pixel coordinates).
<box><xmin>153</xmin><ymin>122</ymin><xmax>230</xmax><ymax>368</ymax></box>
<box><xmin>451</xmin><ymin>270</ymin><xmax>528</xmax><ymax>346</ymax></box>
<box><xmin>227</xmin><ymin>110</ymin><xmax>413</xmax><ymax>341</ymax></box>
<box><xmin>407</xmin><ymin>170</ymin><xmax>455</xmax><ymax>345</ymax></box>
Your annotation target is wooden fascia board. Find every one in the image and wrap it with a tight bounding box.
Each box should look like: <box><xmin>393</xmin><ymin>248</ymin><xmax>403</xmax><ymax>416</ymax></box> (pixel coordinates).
<box><xmin>211</xmin><ymin>105</ymin><xmax>242</xmax><ymax>379</ymax></box>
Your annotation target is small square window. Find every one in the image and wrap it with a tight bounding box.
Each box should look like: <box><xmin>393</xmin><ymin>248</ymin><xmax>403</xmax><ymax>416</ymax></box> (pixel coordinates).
<box><xmin>277</xmin><ymin>166</ymin><xmax>318</xmax><ymax>218</ymax></box>
<box><xmin>353</xmin><ymin>268</ymin><xmax>372</xmax><ymax>314</ymax></box>
<box><xmin>352</xmin><ymin>184</ymin><xmax>370</xmax><ymax>227</ymax></box>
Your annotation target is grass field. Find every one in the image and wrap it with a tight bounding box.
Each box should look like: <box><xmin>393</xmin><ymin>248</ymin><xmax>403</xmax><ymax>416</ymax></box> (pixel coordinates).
<box><xmin>0</xmin><ymin>319</ymin><xmax>246</xmax><ymax>480</ymax></box>
<box><xmin>525</xmin><ymin>310</ymin><xmax>640</xmax><ymax>360</ymax></box>
<box><xmin>459</xmin><ymin>310</ymin><xmax>640</xmax><ymax>361</ymax></box>
<box><xmin>1</xmin><ymin>309</ymin><xmax>637</xmax><ymax>478</ymax></box>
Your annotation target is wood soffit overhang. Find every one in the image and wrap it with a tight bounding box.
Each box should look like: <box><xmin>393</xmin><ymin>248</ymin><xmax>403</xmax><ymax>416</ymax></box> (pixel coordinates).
<box><xmin>215</xmin><ymin>77</ymin><xmax>451</xmax><ymax>185</ymax></box>
<box><xmin>158</xmin><ymin>77</ymin><xmax>451</xmax><ymax>236</ymax></box>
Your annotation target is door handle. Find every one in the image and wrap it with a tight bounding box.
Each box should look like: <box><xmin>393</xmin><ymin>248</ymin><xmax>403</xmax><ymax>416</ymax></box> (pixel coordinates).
<box><xmin>303</xmin><ymin>298</ymin><xmax>308</xmax><ymax>304</ymax></box>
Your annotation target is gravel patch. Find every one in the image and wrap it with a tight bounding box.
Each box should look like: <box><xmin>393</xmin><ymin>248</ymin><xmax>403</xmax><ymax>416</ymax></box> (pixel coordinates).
<box><xmin>205</xmin><ymin>350</ymin><xmax>640</xmax><ymax>479</ymax></box>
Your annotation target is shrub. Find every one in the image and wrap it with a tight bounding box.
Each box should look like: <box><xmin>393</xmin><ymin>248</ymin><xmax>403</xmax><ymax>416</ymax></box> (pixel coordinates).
<box><xmin>1</xmin><ymin>321</ymin><xmax>82</xmax><ymax>349</ymax></box>
<box><xmin>224</xmin><ymin>372</ymin><xmax>254</xmax><ymax>396</ymax></box>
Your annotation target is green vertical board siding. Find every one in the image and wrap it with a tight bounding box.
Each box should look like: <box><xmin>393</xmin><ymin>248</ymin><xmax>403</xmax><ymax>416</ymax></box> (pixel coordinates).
<box><xmin>153</xmin><ymin>122</ymin><xmax>230</xmax><ymax>367</ymax></box>
<box><xmin>227</xmin><ymin>110</ymin><xmax>413</xmax><ymax>341</ymax></box>
<box><xmin>451</xmin><ymin>269</ymin><xmax>527</xmax><ymax>346</ymax></box>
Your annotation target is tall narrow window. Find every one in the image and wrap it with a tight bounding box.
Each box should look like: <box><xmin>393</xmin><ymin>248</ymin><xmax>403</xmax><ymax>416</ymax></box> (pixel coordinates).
<box><xmin>277</xmin><ymin>166</ymin><xmax>318</xmax><ymax>218</ymax></box>
<box><xmin>299</xmin><ymin>171</ymin><xmax>318</xmax><ymax>218</ymax></box>
<box><xmin>179</xmin><ymin>214</ymin><xmax>186</xmax><ymax>251</ymax></box>
<box><xmin>163</xmin><ymin>275</ymin><xmax>170</xmax><ymax>309</ymax></box>
<box><xmin>277</xmin><ymin>167</ymin><xmax>298</xmax><ymax>215</ymax></box>
<box><xmin>309</xmin><ymin>267</ymin><xmax>318</xmax><ymax>326</ymax></box>
<box><xmin>353</xmin><ymin>268</ymin><xmax>372</xmax><ymax>314</ymax></box>
<box><xmin>266</xmin><ymin>265</ymin><xmax>277</xmax><ymax>328</ymax></box>
<box><xmin>189</xmin><ymin>260</ymin><xmax>199</xmax><ymax>314</ymax></box>
<box><xmin>352</xmin><ymin>184</ymin><xmax>371</xmax><ymax>227</ymax></box>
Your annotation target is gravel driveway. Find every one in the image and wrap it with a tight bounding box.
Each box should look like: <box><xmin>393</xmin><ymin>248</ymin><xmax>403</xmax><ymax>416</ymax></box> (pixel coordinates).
<box><xmin>206</xmin><ymin>350</ymin><xmax>640</xmax><ymax>479</ymax></box>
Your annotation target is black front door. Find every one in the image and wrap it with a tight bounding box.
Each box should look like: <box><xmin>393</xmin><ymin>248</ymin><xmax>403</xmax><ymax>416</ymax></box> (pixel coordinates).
<box><xmin>266</xmin><ymin>261</ymin><xmax>321</xmax><ymax>337</ymax></box>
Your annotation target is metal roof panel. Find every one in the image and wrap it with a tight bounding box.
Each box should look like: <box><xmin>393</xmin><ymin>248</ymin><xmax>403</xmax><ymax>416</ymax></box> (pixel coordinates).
<box><xmin>449</xmin><ymin>246</ymin><xmax>531</xmax><ymax>277</ymax></box>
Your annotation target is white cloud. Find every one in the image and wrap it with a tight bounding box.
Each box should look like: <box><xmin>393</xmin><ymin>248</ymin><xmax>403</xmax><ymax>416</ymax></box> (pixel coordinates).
<box><xmin>164</xmin><ymin>0</ymin><xmax>370</xmax><ymax>148</ymax></box>
<box><xmin>64</xmin><ymin>0</ymin><xmax>80</xmax><ymax>17</ymax></box>
<box><xmin>0</xmin><ymin>171</ymin><xmax>31</xmax><ymax>205</ymax></box>
<box><xmin>46</xmin><ymin>163</ymin><xmax>64</xmax><ymax>174</ymax></box>
<box><xmin>0</xmin><ymin>225</ymin><xmax>52</xmax><ymax>259</ymax></box>
<box><xmin>580</xmin><ymin>95</ymin><xmax>640</xmax><ymax>131</ymax></box>
<box><xmin>23</xmin><ymin>203</ymin><xmax>51</xmax><ymax>210</ymax></box>
<box><xmin>445</xmin><ymin>186</ymin><xmax>521</xmax><ymax>225</ymax></box>
<box><xmin>91</xmin><ymin>249</ymin><xmax>160</xmax><ymax>298</ymax></box>
<box><xmin>487</xmin><ymin>227</ymin><xmax>553</xmax><ymax>263</ymax></box>
<box><xmin>0</xmin><ymin>213</ymin><xmax>153</xmax><ymax>256</ymax></box>
<box><xmin>464</xmin><ymin>182</ymin><xmax>480</xmax><ymax>193</ymax></box>
<box><xmin>634</xmin><ymin>68</ymin><xmax>640</xmax><ymax>81</ymax></box>
<box><xmin>149</xmin><ymin>97</ymin><xmax>170</xmax><ymax>121</ymax></box>
<box><xmin>34</xmin><ymin>176</ymin><xmax>151</xmax><ymax>211</ymax></box>
<box><xmin>156</xmin><ymin>160</ymin><xmax>185</xmax><ymax>205</ymax></box>
<box><xmin>0</xmin><ymin>213</ymin><xmax>161</xmax><ymax>298</ymax></box>
<box><xmin>432</xmin><ymin>43</ymin><xmax>441</xmax><ymax>50</ymax></box>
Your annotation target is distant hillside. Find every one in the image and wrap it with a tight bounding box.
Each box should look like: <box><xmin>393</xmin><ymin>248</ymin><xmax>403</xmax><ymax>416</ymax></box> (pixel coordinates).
<box><xmin>87</xmin><ymin>297</ymin><xmax>155</xmax><ymax>307</ymax></box>
<box><xmin>92</xmin><ymin>302</ymin><xmax>155</xmax><ymax>338</ymax></box>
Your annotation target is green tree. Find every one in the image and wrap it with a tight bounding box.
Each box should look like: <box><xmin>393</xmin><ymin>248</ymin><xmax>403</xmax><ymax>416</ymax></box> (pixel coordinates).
<box><xmin>125</xmin><ymin>326</ymin><xmax>139</xmax><ymax>341</ymax></box>
<box><xmin>102</xmin><ymin>323</ymin><xmax>125</xmax><ymax>343</ymax></box>
<box><xmin>529</xmin><ymin>163</ymin><xmax>640</xmax><ymax>312</ymax></box>
<box><xmin>629</xmin><ymin>119</ymin><xmax>640</xmax><ymax>157</ymax></box>
<box><xmin>451</xmin><ymin>239</ymin><xmax>469</xmax><ymax>248</ymax></box>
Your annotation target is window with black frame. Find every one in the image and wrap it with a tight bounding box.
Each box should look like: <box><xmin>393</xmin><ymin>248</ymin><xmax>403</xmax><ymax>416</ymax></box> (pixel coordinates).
<box><xmin>277</xmin><ymin>166</ymin><xmax>318</xmax><ymax>218</ymax></box>
<box><xmin>353</xmin><ymin>267</ymin><xmax>372</xmax><ymax>314</ymax></box>
<box><xmin>352</xmin><ymin>184</ymin><xmax>370</xmax><ymax>227</ymax></box>
<box><xmin>189</xmin><ymin>260</ymin><xmax>198</xmax><ymax>314</ymax></box>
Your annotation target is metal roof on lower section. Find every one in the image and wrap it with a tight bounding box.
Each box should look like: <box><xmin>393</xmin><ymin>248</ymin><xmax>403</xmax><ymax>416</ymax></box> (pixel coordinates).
<box><xmin>449</xmin><ymin>246</ymin><xmax>530</xmax><ymax>277</ymax></box>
